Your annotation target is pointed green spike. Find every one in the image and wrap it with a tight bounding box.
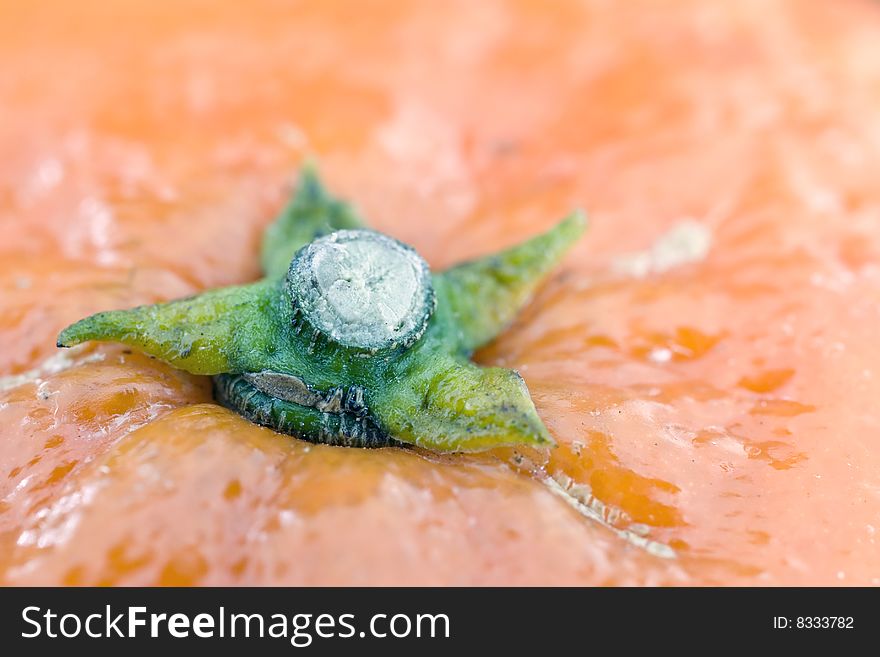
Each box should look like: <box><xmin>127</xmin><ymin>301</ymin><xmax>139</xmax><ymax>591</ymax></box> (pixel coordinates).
<box><xmin>435</xmin><ymin>211</ymin><xmax>586</xmax><ymax>353</ymax></box>
<box><xmin>57</xmin><ymin>280</ymin><xmax>281</xmax><ymax>375</ymax></box>
<box><xmin>260</xmin><ymin>165</ymin><xmax>365</xmax><ymax>278</ymax></box>
<box><xmin>372</xmin><ymin>351</ymin><xmax>554</xmax><ymax>452</ymax></box>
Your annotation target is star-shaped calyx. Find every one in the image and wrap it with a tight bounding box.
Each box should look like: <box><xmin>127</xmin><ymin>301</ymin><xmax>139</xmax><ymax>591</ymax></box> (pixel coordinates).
<box><xmin>58</xmin><ymin>167</ymin><xmax>586</xmax><ymax>451</ymax></box>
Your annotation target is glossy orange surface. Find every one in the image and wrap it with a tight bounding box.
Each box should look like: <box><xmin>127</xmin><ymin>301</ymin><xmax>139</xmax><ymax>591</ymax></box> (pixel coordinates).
<box><xmin>2</xmin><ymin>0</ymin><xmax>880</xmax><ymax>585</ymax></box>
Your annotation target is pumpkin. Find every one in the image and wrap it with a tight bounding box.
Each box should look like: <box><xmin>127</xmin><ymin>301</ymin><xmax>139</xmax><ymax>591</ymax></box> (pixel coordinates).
<box><xmin>2</xmin><ymin>0</ymin><xmax>880</xmax><ymax>585</ymax></box>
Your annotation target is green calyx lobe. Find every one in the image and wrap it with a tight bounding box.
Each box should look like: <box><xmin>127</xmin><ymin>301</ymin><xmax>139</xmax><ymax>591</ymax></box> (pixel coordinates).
<box><xmin>57</xmin><ymin>166</ymin><xmax>587</xmax><ymax>452</ymax></box>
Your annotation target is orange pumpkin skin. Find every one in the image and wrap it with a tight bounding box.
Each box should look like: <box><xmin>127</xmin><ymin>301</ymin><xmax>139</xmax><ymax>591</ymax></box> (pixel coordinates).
<box><xmin>3</xmin><ymin>0</ymin><xmax>880</xmax><ymax>585</ymax></box>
